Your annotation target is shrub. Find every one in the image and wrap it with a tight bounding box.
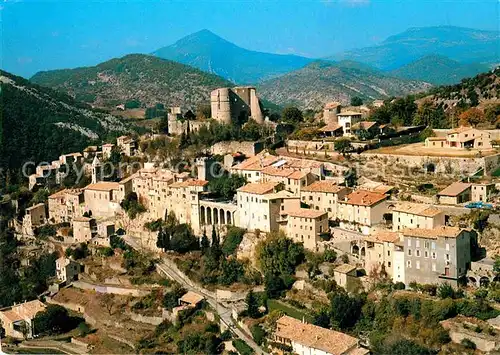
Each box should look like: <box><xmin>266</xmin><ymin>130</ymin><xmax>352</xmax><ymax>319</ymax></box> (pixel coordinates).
<box><xmin>232</xmin><ymin>339</ymin><xmax>253</xmax><ymax>355</ymax></box>
<box><xmin>250</xmin><ymin>324</ymin><xmax>266</xmax><ymax>345</ymax></box>
<box><xmin>222</xmin><ymin>227</ymin><xmax>245</xmax><ymax>256</ymax></box>
<box><xmin>461</xmin><ymin>338</ymin><xmax>476</xmax><ymax>350</ymax></box>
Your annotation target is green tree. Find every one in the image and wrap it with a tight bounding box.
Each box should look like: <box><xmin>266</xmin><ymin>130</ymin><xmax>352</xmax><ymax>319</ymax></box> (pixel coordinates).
<box><xmin>201</xmin><ymin>228</ymin><xmax>210</xmax><ymax>253</ymax></box>
<box><xmin>170</xmin><ymin>224</ymin><xmax>199</xmax><ymax>253</ymax></box>
<box><xmin>222</xmin><ymin>227</ymin><xmax>245</xmax><ymax>256</ymax></box>
<box><xmin>282</xmin><ymin>107</ymin><xmax>303</xmax><ymax>124</ymax></box>
<box><xmin>350</xmin><ymin>96</ymin><xmax>363</xmax><ymax>106</ymax></box>
<box><xmin>437</xmin><ymin>283</ymin><xmax>456</xmax><ymax>299</ymax></box>
<box><xmin>245</xmin><ymin>290</ymin><xmax>260</xmax><ymax>318</ymax></box>
<box><xmin>33</xmin><ymin>305</ymin><xmax>72</xmax><ymax>335</ymax></box>
<box><xmin>256</xmin><ymin>233</ymin><xmax>305</xmax><ymax>277</ymax></box>
<box><xmin>334</xmin><ymin>138</ymin><xmax>352</xmax><ymax>155</ymax></box>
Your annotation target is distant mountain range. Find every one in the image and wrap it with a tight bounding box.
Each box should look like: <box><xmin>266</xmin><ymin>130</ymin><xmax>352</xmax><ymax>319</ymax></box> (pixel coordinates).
<box><xmin>31</xmin><ymin>54</ymin><xmax>233</xmax><ymax>108</ymax></box>
<box><xmin>389</xmin><ymin>55</ymin><xmax>490</xmax><ymax>85</ymax></box>
<box><xmin>329</xmin><ymin>26</ymin><xmax>499</xmax><ymax>71</ymax></box>
<box><xmin>151</xmin><ymin>26</ymin><xmax>498</xmax><ymax>86</ymax></box>
<box><xmin>258</xmin><ymin>60</ymin><xmax>431</xmax><ymax>109</ymax></box>
<box><xmin>153</xmin><ymin>29</ymin><xmax>314</xmax><ymax>84</ymax></box>
<box><xmin>0</xmin><ymin>70</ymin><xmax>130</xmax><ymax>170</ymax></box>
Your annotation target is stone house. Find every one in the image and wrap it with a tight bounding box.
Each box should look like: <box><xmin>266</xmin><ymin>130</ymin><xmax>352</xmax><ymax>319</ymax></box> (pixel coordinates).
<box><xmin>390</xmin><ymin>202</ymin><xmax>444</xmax><ymax>231</ymax></box>
<box><xmin>116</xmin><ymin>135</ymin><xmax>138</xmax><ymax>157</ymax></box>
<box><xmin>0</xmin><ymin>300</ymin><xmax>46</xmax><ymax>339</ymax></box>
<box><xmin>425</xmin><ymin>127</ymin><xmax>492</xmax><ymax>149</ymax></box>
<box><xmin>337</xmin><ymin>190</ymin><xmax>388</xmax><ymax>235</ymax></box>
<box><xmin>336</xmin><ymin>111</ymin><xmax>363</xmax><ymax>136</ymax></box>
<box><xmin>351</xmin><ymin>121</ymin><xmax>379</xmax><ymax>139</ymax></box>
<box><xmin>402</xmin><ymin>226</ymin><xmax>471</xmax><ymax>287</ymax></box>
<box><xmin>73</xmin><ymin>217</ymin><xmax>97</xmax><ymax>244</ymax></box>
<box><xmin>260</xmin><ymin>166</ymin><xmax>317</xmax><ymax>195</ymax></box>
<box><xmin>56</xmin><ymin>256</ymin><xmax>81</xmax><ymax>283</ymax></box>
<box><xmin>437</xmin><ymin>182</ymin><xmax>472</xmax><ymax>205</ymax></box>
<box><xmin>273</xmin><ymin>316</ymin><xmax>368</xmax><ymax>355</ymax></box>
<box><xmin>319</xmin><ymin>122</ymin><xmax>344</xmax><ymax>137</ymax></box>
<box><xmin>300</xmin><ymin>181</ymin><xmax>350</xmax><ymax>220</ymax></box>
<box><xmin>231</xmin><ymin>154</ymin><xmax>281</xmax><ymax>183</ymax></box>
<box><xmin>83</xmin><ymin>182</ymin><xmax>121</xmax><ymax>218</ymax></box>
<box><xmin>333</xmin><ymin>264</ymin><xmax>357</xmax><ymax>290</ymax></box>
<box><xmin>101</xmin><ymin>143</ymin><xmax>115</xmax><ymax>160</ymax></box>
<box><xmin>48</xmin><ymin>188</ymin><xmax>84</xmax><ymax>224</ymax></box>
<box><xmin>22</xmin><ymin>203</ymin><xmax>46</xmax><ymax>235</ymax></box>
<box><xmin>279</xmin><ymin>208</ymin><xmax>328</xmax><ymax>251</ymax></box>
<box><xmin>363</xmin><ymin>231</ymin><xmax>404</xmax><ymax>282</ymax></box>
<box><xmin>471</xmin><ymin>182</ymin><xmax>496</xmax><ymax>202</ymax></box>
<box><xmin>236</xmin><ymin>183</ymin><xmax>300</xmax><ymax>233</ymax></box>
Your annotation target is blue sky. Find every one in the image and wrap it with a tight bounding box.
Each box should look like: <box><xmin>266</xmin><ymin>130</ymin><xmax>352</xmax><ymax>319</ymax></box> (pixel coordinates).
<box><xmin>1</xmin><ymin>0</ymin><xmax>499</xmax><ymax>77</ymax></box>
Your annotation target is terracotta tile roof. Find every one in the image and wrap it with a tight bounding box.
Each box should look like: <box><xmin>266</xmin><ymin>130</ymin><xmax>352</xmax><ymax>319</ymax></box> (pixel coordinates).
<box><xmin>12</xmin><ymin>300</ymin><xmax>46</xmax><ymax>319</ymax></box>
<box><xmin>288</xmin><ymin>170</ymin><xmax>309</xmax><ymax>179</ymax></box>
<box><xmin>351</xmin><ymin>121</ymin><xmax>377</xmax><ymax>131</ymax></box>
<box><xmin>320</xmin><ymin>123</ymin><xmax>343</xmax><ymax>132</ymax></box>
<box><xmin>337</xmin><ymin>110</ymin><xmax>363</xmax><ymax>116</ymax></box>
<box><xmin>1</xmin><ymin>310</ymin><xmax>22</xmax><ymax>322</ymax></box>
<box><xmin>276</xmin><ymin>316</ymin><xmax>360</xmax><ymax>355</ymax></box>
<box><xmin>237</xmin><ymin>182</ymin><xmax>278</xmax><ymax>195</ymax></box>
<box><xmin>84</xmin><ymin>182</ymin><xmax>120</xmax><ymax>191</ymax></box>
<box><xmin>102</xmin><ymin>143</ymin><xmax>115</xmax><ymax>148</ymax></box>
<box><xmin>358</xmin><ymin>181</ymin><xmax>394</xmax><ymax>195</ymax></box>
<box><xmin>261</xmin><ymin>166</ymin><xmax>296</xmax><ymax>178</ymax></box>
<box><xmin>26</xmin><ymin>203</ymin><xmax>45</xmax><ymax>211</ymax></box>
<box><xmin>302</xmin><ymin>181</ymin><xmax>346</xmax><ymax>193</ymax></box>
<box><xmin>334</xmin><ymin>264</ymin><xmax>357</xmax><ymax>274</ymax></box>
<box><xmin>232</xmin><ymin>155</ymin><xmax>280</xmax><ymax>171</ymax></box>
<box><xmin>281</xmin><ymin>157</ymin><xmax>323</xmax><ymax>169</ymax></box>
<box><xmin>365</xmin><ymin>230</ymin><xmax>400</xmax><ymax>244</ymax></box>
<box><xmin>324</xmin><ymin>102</ymin><xmax>341</xmax><ymax>109</ymax></box>
<box><xmin>448</xmin><ymin>126</ymin><xmax>474</xmax><ymax>134</ymax></box>
<box><xmin>180</xmin><ymin>291</ymin><xmax>204</xmax><ymax>306</ymax></box>
<box><xmin>342</xmin><ymin>190</ymin><xmax>387</xmax><ymax>206</ymax></box>
<box><xmin>427</xmin><ymin>137</ymin><xmax>447</xmax><ymax>141</ymax></box>
<box><xmin>49</xmin><ymin>189</ymin><xmax>68</xmax><ymax>199</ymax></box>
<box><xmin>402</xmin><ymin>226</ymin><xmax>464</xmax><ymax>240</ymax></box>
<box><xmin>392</xmin><ymin>202</ymin><xmax>442</xmax><ymax>217</ymax></box>
<box><xmin>73</xmin><ymin>216</ymin><xmax>92</xmax><ymax>223</ymax></box>
<box><xmin>287</xmin><ymin>208</ymin><xmax>327</xmax><ymax>219</ymax></box>
<box><xmin>438</xmin><ymin>182</ymin><xmax>472</xmax><ymax>196</ymax></box>
<box><xmin>170</xmin><ymin>179</ymin><xmax>208</xmax><ymax>188</ymax></box>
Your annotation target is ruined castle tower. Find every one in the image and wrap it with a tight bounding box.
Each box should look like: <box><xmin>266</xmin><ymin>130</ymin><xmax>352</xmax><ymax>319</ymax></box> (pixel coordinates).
<box><xmin>211</xmin><ymin>86</ymin><xmax>264</xmax><ymax>125</ymax></box>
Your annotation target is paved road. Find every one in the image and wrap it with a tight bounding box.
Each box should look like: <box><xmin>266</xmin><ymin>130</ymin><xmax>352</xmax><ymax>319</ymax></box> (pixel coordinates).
<box><xmin>123</xmin><ymin>235</ymin><xmax>266</xmax><ymax>355</ymax></box>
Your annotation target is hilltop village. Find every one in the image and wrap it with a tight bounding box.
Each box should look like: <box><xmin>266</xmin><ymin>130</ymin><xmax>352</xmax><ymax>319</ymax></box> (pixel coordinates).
<box><xmin>2</xmin><ymin>84</ymin><xmax>500</xmax><ymax>355</ymax></box>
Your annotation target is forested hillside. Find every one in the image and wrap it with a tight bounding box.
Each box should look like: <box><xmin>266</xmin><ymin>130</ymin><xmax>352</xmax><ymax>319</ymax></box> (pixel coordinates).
<box><xmin>258</xmin><ymin>60</ymin><xmax>430</xmax><ymax>109</ymax></box>
<box><xmin>31</xmin><ymin>54</ymin><xmax>233</xmax><ymax>108</ymax></box>
<box><xmin>369</xmin><ymin>67</ymin><xmax>500</xmax><ymax>129</ymax></box>
<box><xmin>0</xmin><ymin>70</ymin><xmax>131</xmax><ymax>171</ymax></box>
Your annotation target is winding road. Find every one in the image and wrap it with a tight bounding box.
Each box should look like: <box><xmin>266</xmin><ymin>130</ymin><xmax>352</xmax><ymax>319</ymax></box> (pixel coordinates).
<box><xmin>123</xmin><ymin>235</ymin><xmax>266</xmax><ymax>355</ymax></box>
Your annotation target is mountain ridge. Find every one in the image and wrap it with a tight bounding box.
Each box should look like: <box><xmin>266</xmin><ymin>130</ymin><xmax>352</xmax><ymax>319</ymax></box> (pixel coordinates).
<box><xmin>389</xmin><ymin>55</ymin><xmax>490</xmax><ymax>85</ymax></box>
<box><xmin>258</xmin><ymin>60</ymin><xmax>431</xmax><ymax>109</ymax></box>
<box><xmin>30</xmin><ymin>54</ymin><xmax>233</xmax><ymax>109</ymax></box>
<box><xmin>328</xmin><ymin>26</ymin><xmax>499</xmax><ymax>71</ymax></box>
<box><xmin>152</xmin><ymin>29</ymin><xmax>314</xmax><ymax>84</ymax></box>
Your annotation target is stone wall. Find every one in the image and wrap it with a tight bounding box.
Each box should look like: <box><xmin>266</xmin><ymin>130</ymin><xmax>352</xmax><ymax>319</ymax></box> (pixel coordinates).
<box><xmin>72</xmin><ymin>280</ymin><xmax>151</xmax><ymax>297</ymax></box>
<box><xmin>128</xmin><ymin>312</ymin><xmax>164</xmax><ymax>326</ymax></box>
<box><xmin>359</xmin><ymin>152</ymin><xmax>500</xmax><ymax>176</ymax></box>
<box><xmin>211</xmin><ymin>141</ymin><xmax>264</xmax><ymax>157</ymax></box>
